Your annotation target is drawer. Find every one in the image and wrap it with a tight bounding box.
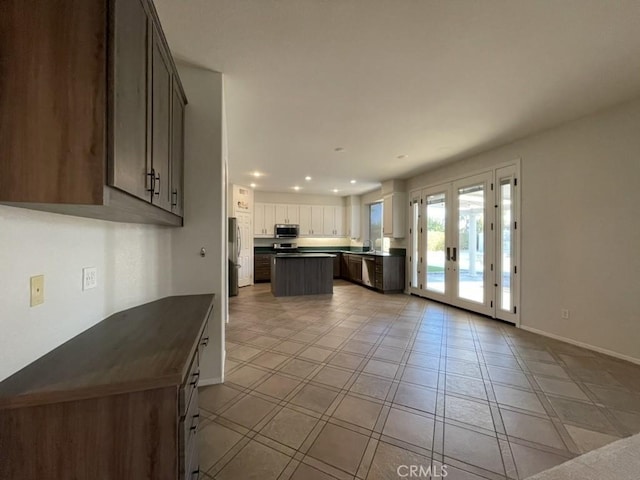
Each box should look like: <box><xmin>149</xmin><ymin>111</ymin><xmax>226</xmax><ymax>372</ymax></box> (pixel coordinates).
<box><xmin>180</xmin><ymin>387</ymin><xmax>200</xmax><ymax>478</ymax></box>
<box><xmin>179</xmin><ymin>351</ymin><xmax>199</xmax><ymax>415</ymax></box>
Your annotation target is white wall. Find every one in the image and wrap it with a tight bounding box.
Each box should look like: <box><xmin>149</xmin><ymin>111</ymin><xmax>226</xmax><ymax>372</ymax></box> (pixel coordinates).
<box><xmin>0</xmin><ymin>207</ymin><xmax>172</xmax><ymax>381</ymax></box>
<box><xmin>171</xmin><ymin>64</ymin><xmax>226</xmax><ymax>385</ymax></box>
<box><xmin>407</xmin><ymin>97</ymin><xmax>640</xmax><ymax>362</ymax></box>
<box><xmin>255</xmin><ymin>191</ymin><xmax>345</xmax><ymax>206</ymax></box>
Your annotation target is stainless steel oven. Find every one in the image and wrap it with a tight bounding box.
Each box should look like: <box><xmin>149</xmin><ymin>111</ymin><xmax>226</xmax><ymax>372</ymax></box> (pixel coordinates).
<box><xmin>274</xmin><ymin>224</ymin><xmax>299</xmax><ymax>238</ymax></box>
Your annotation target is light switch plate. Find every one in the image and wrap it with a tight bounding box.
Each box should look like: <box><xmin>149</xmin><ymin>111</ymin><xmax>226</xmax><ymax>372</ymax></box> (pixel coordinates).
<box><xmin>30</xmin><ymin>275</ymin><xmax>44</xmax><ymax>307</ymax></box>
<box><xmin>83</xmin><ymin>267</ymin><xmax>97</xmax><ymax>290</ymax></box>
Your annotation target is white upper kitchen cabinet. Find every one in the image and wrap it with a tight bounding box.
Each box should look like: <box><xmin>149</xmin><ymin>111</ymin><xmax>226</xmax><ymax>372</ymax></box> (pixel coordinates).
<box><xmin>275</xmin><ymin>204</ymin><xmax>299</xmax><ymax>225</ymax></box>
<box><xmin>322</xmin><ymin>206</ymin><xmax>345</xmax><ymax>236</ymax></box>
<box><xmin>383</xmin><ymin>193</ymin><xmax>406</xmax><ymax>238</ymax></box>
<box><xmin>299</xmin><ymin>205</ymin><xmax>324</xmax><ymax>236</ymax></box>
<box><xmin>254</xmin><ymin>202</ymin><xmax>276</xmax><ymax>237</ymax></box>
<box><xmin>346</xmin><ymin>198</ymin><xmax>361</xmax><ymax>239</ymax></box>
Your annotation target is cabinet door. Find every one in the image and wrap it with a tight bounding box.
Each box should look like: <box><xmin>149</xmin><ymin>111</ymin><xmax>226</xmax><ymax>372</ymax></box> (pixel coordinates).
<box><xmin>170</xmin><ymin>82</ymin><xmax>185</xmax><ymax>216</ymax></box>
<box><xmin>340</xmin><ymin>254</ymin><xmax>349</xmax><ymax>278</ymax></box>
<box><xmin>254</xmin><ymin>203</ymin><xmax>265</xmax><ymax>236</ymax></box>
<box><xmin>287</xmin><ymin>205</ymin><xmax>299</xmax><ymax>225</ymax></box>
<box><xmin>383</xmin><ymin>195</ymin><xmax>393</xmax><ymax>237</ymax></box>
<box><xmin>275</xmin><ymin>205</ymin><xmax>288</xmax><ymax>224</ymax></box>
<box><xmin>151</xmin><ymin>27</ymin><xmax>172</xmax><ymax>211</ymax></box>
<box><xmin>110</xmin><ymin>0</ymin><xmax>150</xmax><ymax>201</ymax></box>
<box><xmin>382</xmin><ymin>193</ymin><xmax>406</xmax><ymax>238</ymax></box>
<box><xmin>311</xmin><ymin>206</ymin><xmax>324</xmax><ymax>236</ymax></box>
<box><xmin>264</xmin><ymin>204</ymin><xmax>276</xmax><ymax>236</ymax></box>
<box><xmin>334</xmin><ymin>206</ymin><xmax>345</xmax><ymax>236</ymax></box>
<box><xmin>323</xmin><ymin>207</ymin><xmax>335</xmax><ymax>236</ymax></box>
<box><xmin>349</xmin><ymin>257</ymin><xmax>363</xmax><ymax>283</ymax></box>
<box><xmin>299</xmin><ymin>205</ymin><xmax>312</xmax><ymax>236</ymax></box>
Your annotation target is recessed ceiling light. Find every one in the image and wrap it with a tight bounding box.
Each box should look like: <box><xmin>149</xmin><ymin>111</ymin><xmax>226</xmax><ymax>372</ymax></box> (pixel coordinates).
<box><xmin>350</xmin><ymin>179</ymin><xmax>357</xmax><ymax>184</ymax></box>
<box><xmin>332</xmin><ymin>188</ymin><xmax>339</xmax><ymax>193</ymax></box>
<box><xmin>334</xmin><ymin>147</ymin><xmax>345</xmax><ymax>152</ymax></box>
<box><xmin>252</xmin><ymin>171</ymin><xmax>262</xmax><ymax>177</ymax></box>
<box><xmin>250</xmin><ymin>183</ymin><xmax>256</xmax><ymax>188</ymax></box>
<box><xmin>305</xmin><ymin>176</ymin><xmax>312</xmax><ymax>181</ymax></box>
<box><xmin>293</xmin><ymin>186</ymin><xmax>301</xmax><ymax>191</ymax></box>
<box><xmin>397</xmin><ymin>154</ymin><xmax>408</xmax><ymax>159</ymax></box>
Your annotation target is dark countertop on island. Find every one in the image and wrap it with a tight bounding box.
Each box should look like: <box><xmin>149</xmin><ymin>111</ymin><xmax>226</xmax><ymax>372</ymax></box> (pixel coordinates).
<box><xmin>256</xmin><ymin>246</ymin><xmax>406</xmax><ymax>257</ymax></box>
<box><xmin>275</xmin><ymin>253</ymin><xmax>336</xmax><ymax>258</ymax></box>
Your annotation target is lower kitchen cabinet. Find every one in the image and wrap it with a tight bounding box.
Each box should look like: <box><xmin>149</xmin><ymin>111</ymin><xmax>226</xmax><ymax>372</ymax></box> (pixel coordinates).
<box><xmin>254</xmin><ymin>253</ymin><xmax>274</xmax><ymax>282</ymax></box>
<box><xmin>333</xmin><ymin>253</ymin><xmax>342</xmax><ymax>278</ymax></box>
<box><xmin>374</xmin><ymin>256</ymin><xmax>405</xmax><ymax>293</ymax></box>
<box><xmin>341</xmin><ymin>253</ymin><xmax>405</xmax><ymax>293</ymax></box>
<box><xmin>0</xmin><ymin>295</ymin><xmax>213</xmax><ymax>480</ymax></box>
<box><xmin>348</xmin><ymin>254</ymin><xmax>363</xmax><ymax>283</ymax></box>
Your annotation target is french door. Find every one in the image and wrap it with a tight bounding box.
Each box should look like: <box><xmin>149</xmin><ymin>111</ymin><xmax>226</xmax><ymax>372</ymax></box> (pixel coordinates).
<box><xmin>408</xmin><ymin>165</ymin><xmax>520</xmax><ymax>323</ymax></box>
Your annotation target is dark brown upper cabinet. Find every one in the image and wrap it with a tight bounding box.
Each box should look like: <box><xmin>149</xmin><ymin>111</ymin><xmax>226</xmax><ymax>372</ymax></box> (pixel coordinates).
<box><xmin>0</xmin><ymin>0</ymin><xmax>187</xmax><ymax>227</ymax></box>
<box><xmin>151</xmin><ymin>25</ymin><xmax>174</xmax><ymax>213</ymax></box>
<box><xmin>171</xmin><ymin>83</ymin><xmax>187</xmax><ymax>217</ymax></box>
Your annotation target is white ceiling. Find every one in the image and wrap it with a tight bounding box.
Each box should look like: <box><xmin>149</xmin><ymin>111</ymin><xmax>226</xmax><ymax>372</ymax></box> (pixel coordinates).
<box><xmin>154</xmin><ymin>0</ymin><xmax>640</xmax><ymax>196</ymax></box>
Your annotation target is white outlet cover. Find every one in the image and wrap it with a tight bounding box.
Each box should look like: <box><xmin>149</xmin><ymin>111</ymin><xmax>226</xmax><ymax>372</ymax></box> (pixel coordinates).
<box><xmin>82</xmin><ymin>267</ymin><xmax>97</xmax><ymax>291</ymax></box>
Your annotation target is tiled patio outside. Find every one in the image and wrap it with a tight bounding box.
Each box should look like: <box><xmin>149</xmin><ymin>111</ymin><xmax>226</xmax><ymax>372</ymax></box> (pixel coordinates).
<box><xmin>198</xmin><ymin>281</ymin><xmax>640</xmax><ymax>480</ymax></box>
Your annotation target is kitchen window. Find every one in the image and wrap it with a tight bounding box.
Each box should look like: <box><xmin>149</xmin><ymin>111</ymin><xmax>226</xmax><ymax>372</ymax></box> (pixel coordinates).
<box><xmin>369</xmin><ymin>202</ymin><xmax>390</xmax><ymax>252</ymax></box>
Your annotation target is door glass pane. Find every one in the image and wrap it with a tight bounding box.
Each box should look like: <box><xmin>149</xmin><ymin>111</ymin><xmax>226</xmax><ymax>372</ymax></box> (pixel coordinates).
<box><xmin>426</xmin><ymin>193</ymin><xmax>446</xmax><ymax>293</ymax></box>
<box><xmin>500</xmin><ymin>181</ymin><xmax>512</xmax><ymax>311</ymax></box>
<box><xmin>457</xmin><ymin>185</ymin><xmax>484</xmax><ymax>303</ymax></box>
<box><xmin>411</xmin><ymin>202</ymin><xmax>419</xmax><ymax>288</ymax></box>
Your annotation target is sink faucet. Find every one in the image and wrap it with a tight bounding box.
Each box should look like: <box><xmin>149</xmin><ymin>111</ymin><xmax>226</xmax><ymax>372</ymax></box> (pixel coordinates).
<box><xmin>363</xmin><ymin>240</ymin><xmax>373</xmax><ymax>252</ymax></box>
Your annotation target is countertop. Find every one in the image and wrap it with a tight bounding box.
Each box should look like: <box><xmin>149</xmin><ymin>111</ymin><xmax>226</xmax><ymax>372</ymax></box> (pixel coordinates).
<box><xmin>340</xmin><ymin>250</ymin><xmax>396</xmax><ymax>257</ymax></box>
<box><xmin>275</xmin><ymin>253</ymin><xmax>336</xmax><ymax>258</ymax></box>
<box><xmin>0</xmin><ymin>294</ymin><xmax>214</xmax><ymax>409</ymax></box>
<box><xmin>257</xmin><ymin>248</ymin><xmax>405</xmax><ymax>257</ymax></box>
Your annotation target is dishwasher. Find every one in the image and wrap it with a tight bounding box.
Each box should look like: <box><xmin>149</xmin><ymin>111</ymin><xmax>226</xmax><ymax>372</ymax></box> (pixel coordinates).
<box><xmin>362</xmin><ymin>256</ymin><xmax>376</xmax><ymax>287</ymax></box>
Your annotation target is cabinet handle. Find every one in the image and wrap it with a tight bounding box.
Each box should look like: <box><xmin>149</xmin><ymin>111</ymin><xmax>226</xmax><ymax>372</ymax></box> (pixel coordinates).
<box><xmin>190</xmin><ymin>371</ymin><xmax>200</xmax><ymax>387</ymax></box>
<box><xmin>154</xmin><ymin>172</ymin><xmax>160</xmax><ymax>196</ymax></box>
<box><xmin>147</xmin><ymin>169</ymin><xmax>156</xmax><ymax>193</ymax></box>
<box><xmin>171</xmin><ymin>189</ymin><xmax>178</xmax><ymax>207</ymax></box>
<box><xmin>190</xmin><ymin>414</ymin><xmax>200</xmax><ymax>432</ymax></box>
<box><xmin>191</xmin><ymin>470</ymin><xmax>200</xmax><ymax>480</ymax></box>
<box><xmin>200</xmin><ymin>336</ymin><xmax>209</xmax><ymax>347</ymax></box>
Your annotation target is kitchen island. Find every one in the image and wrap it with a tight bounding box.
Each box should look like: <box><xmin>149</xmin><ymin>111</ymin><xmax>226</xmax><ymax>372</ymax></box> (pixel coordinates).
<box><xmin>271</xmin><ymin>253</ymin><xmax>335</xmax><ymax>297</ymax></box>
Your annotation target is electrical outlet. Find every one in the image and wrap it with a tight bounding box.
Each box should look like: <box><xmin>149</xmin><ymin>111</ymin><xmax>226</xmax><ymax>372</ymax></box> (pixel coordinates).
<box><xmin>561</xmin><ymin>308</ymin><xmax>570</xmax><ymax>320</ymax></box>
<box><xmin>82</xmin><ymin>267</ymin><xmax>97</xmax><ymax>290</ymax></box>
<box><xmin>30</xmin><ymin>275</ymin><xmax>45</xmax><ymax>307</ymax></box>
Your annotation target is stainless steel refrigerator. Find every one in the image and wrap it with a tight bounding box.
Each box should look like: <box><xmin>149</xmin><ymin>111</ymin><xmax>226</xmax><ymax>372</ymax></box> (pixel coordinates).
<box><xmin>228</xmin><ymin>217</ymin><xmax>240</xmax><ymax>296</ymax></box>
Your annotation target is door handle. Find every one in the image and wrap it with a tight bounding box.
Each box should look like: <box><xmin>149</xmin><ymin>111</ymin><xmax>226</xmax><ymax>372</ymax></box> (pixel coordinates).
<box><xmin>446</xmin><ymin>247</ymin><xmax>451</xmax><ymax>261</ymax></box>
<box><xmin>452</xmin><ymin>247</ymin><xmax>457</xmax><ymax>262</ymax></box>
<box><xmin>147</xmin><ymin>168</ymin><xmax>156</xmax><ymax>193</ymax></box>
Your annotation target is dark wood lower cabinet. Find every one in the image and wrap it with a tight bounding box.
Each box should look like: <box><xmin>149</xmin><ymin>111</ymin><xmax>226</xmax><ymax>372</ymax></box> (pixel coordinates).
<box><xmin>341</xmin><ymin>253</ymin><xmax>405</xmax><ymax>293</ymax></box>
<box><xmin>333</xmin><ymin>253</ymin><xmax>341</xmax><ymax>278</ymax></box>
<box><xmin>0</xmin><ymin>294</ymin><xmax>214</xmax><ymax>480</ymax></box>
<box><xmin>254</xmin><ymin>253</ymin><xmax>274</xmax><ymax>282</ymax></box>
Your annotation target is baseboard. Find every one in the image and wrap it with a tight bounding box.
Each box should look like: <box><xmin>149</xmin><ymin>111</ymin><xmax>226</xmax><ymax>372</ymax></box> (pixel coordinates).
<box><xmin>520</xmin><ymin>325</ymin><xmax>640</xmax><ymax>365</ymax></box>
<box><xmin>199</xmin><ymin>377</ymin><xmax>223</xmax><ymax>387</ymax></box>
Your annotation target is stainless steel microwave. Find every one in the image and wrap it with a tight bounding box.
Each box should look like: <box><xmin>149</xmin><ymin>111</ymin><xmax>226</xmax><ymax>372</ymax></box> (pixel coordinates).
<box><xmin>275</xmin><ymin>224</ymin><xmax>299</xmax><ymax>238</ymax></box>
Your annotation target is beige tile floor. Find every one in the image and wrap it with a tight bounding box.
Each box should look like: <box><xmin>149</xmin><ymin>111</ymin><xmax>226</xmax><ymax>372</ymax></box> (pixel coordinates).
<box><xmin>198</xmin><ymin>281</ymin><xmax>640</xmax><ymax>480</ymax></box>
